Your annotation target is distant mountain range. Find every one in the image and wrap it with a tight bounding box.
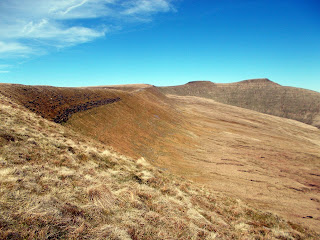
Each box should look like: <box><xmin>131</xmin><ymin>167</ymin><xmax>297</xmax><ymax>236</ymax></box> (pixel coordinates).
<box><xmin>158</xmin><ymin>78</ymin><xmax>320</xmax><ymax>129</ymax></box>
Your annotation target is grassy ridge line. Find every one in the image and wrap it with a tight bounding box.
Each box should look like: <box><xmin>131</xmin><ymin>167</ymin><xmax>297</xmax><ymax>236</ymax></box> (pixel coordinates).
<box><xmin>0</xmin><ymin>94</ymin><xmax>318</xmax><ymax>239</ymax></box>
<box><xmin>158</xmin><ymin>79</ymin><xmax>320</xmax><ymax>128</ymax></box>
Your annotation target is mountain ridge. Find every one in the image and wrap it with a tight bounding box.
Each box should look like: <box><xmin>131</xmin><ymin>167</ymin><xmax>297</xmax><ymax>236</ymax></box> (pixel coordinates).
<box><xmin>158</xmin><ymin>79</ymin><xmax>320</xmax><ymax>128</ymax></box>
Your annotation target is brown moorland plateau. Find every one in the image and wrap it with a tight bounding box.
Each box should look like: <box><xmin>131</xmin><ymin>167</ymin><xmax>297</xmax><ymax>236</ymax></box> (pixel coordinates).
<box><xmin>0</xmin><ymin>80</ymin><xmax>320</xmax><ymax>239</ymax></box>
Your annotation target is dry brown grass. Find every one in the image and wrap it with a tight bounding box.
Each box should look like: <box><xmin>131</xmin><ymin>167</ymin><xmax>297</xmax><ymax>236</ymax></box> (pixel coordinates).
<box><xmin>66</xmin><ymin>86</ymin><xmax>183</xmax><ymax>160</ymax></box>
<box><xmin>1</xmin><ymin>92</ymin><xmax>318</xmax><ymax>239</ymax></box>
<box><xmin>62</xmin><ymin>84</ymin><xmax>320</xmax><ymax>233</ymax></box>
<box><xmin>159</xmin><ymin>95</ymin><xmax>320</xmax><ymax>233</ymax></box>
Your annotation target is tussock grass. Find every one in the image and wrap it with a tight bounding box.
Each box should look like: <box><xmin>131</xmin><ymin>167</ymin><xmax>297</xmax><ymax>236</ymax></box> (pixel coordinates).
<box><xmin>0</xmin><ymin>93</ymin><xmax>318</xmax><ymax>239</ymax></box>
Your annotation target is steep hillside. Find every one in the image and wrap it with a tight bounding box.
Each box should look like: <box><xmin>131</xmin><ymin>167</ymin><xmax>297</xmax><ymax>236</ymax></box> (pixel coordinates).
<box><xmin>2</xmin><ymin>90</ymin><xmax>318</xmax><ymax>238</ymax></box>
<box><xmin>65</xmin><ymin>85</ymin><xmax>320</xmax><ymax>233</ymax></box>
<box><xmin>158</xmin><ymin>79</ymin><xmax>320</xmax><ymax>128</ymax></box>
<box><xmin>66</xmin><ymin>86</ymin><xmax>190</xmax><ymax>160</ymax></box>
<box><xmin>0</xmin><ymin>83</ymin><xmax>183</xmax><ymax>159</ymax></box>
<box><xmin>0</xmin><ymin>83</ymin><xmax>122</xmax><ymax>123</ymax></box>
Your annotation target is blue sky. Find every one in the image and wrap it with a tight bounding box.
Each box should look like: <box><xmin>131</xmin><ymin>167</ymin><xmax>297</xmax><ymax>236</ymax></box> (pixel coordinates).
<box><xmin>0</xmin><ymin>0</ymin><xmax>319</xmax><ymax>92</ymax></box>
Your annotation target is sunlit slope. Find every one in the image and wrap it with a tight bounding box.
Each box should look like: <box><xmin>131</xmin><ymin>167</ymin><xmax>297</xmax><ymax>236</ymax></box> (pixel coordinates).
<box><xmin>0</xmin><ymin>83</ymin><xmax>188</xmax><ymax>160</ymax></box>
<box><xmin>66</xmin><ymin>87</ymin><xmax>192</xmax><ymax>161</ymax></box>
<box><xmin>158</xmin><ymin>79</ymin><xmax>320</xmax><ymax>128</ymax></box>
<box><xmin>2</xmin><ymin>91</ymin><xmax>318</xmax><ymax>239</ymax></box>
<box><xmin>66</xmin><ymin>86</ymin><xmax>320</xmax><ymax>232</ymax></box>
<box><xmin>164</xmin><ymin>95</ymin><xmax>320</xmax><ymax>232</ymax></box>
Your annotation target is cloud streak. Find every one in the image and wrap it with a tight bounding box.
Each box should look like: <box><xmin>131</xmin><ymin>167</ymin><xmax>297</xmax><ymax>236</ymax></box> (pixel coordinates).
<box><xmin>0</xmin><ymin>41</ymin><xmax>31</xmax><ymax>56</ymax></box>
<box><xmin>122</xmin><ymin>0</ymin><xmax>173</xmax><ymax>15</ymax></box>
<box><xmin>0</xmin><ymin>0</ymin><xmax>175</xmax><ymax>58</ymax></box>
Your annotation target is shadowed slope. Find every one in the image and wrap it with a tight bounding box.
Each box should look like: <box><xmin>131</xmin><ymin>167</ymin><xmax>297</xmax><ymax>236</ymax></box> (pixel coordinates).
<box><xmin>158</xmin><ymin>79</ymin><xmax>320</xmax><ymax>128</ymax></box>
<box><xmin>0</xmin><ymin>83</ymin><xmax>122</xmax><ymax>123</ymax></box>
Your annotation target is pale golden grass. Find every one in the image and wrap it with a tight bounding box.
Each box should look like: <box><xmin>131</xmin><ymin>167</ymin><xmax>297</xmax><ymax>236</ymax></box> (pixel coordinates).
<box><xmin>0</xmin><ymin>93</ymin><xmax>318</xmax><ymax>239</ymax></box>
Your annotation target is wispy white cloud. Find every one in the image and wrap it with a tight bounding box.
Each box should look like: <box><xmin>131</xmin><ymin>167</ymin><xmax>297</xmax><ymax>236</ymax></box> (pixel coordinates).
<box><xmin>0</xmin><ymin>41</ymin><xmax>31</xmax><ymax>55</ymax></box>
<box><xmin>0</xmin><ymin>0</ymin><xmax>175</xmax><ymax>58</ymax></box>
<box><xmin>61</xmin><ymin>0</ymin><xmax>89</xmax><ymax>15</ymax></box>
<box><xmin>0</xmin><ymin>71</ymin><xmax>10</xmax><ymax>73</ymax></box>
<box><xmin>0</xmin><ymin>64</ymin><xmax>12</xmax><ymax>68</ymax></box>
<box><xmin>122</xmin><ymin>0</ymin><xmax>174</xmax><ymax>15</ymax></box>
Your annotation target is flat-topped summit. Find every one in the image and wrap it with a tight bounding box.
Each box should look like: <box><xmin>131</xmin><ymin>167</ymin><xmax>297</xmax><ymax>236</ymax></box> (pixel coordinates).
<box><xmin>236</xmin><ymin>78</ymin><xmax>280</xmax><ymax>86</ymax></box>
<box><xmin>186</xmin><ymin>80</ymin><xmax>214</xmax><ymax>85</ymax></box>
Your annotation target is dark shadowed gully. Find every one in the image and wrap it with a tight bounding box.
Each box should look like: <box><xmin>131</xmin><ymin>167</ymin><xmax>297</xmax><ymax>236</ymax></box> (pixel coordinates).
<box><xmin>53</xmin><ymin>97</ymin><xmax>121</xmax><ymax>123</ymax></box>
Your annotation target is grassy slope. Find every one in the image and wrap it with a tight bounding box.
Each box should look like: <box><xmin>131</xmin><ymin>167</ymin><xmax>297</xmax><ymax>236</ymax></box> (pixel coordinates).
<box><xmin>65</xmin><ymin>86</ymin><xmax>320</xmax><ymax>233</ymax></box>
<box><xmin>164</xmin><ymin>95</ymin><xmax>320</xmax><ymax>232</ymax></box>
<box><xmin>1</xmin><ymin>92</ymin><xmax>318</xmax><ymax>239</ymax></box>
<box><xmin>158</xmin><ymin>79</ymin><xmax>320</xmax><ymax>128</ymax></box>
<box><xmin>65</xmin><ymin>87</ymin><xmax>191</xmax><ymax>162</ymax></box>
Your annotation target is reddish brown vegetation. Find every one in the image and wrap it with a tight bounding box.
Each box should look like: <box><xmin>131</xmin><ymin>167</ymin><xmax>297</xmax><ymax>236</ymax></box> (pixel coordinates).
<box><xmin>0</xmin><ymin>84</ymin><xmax>122</xmax><ymax>123</ymax></box>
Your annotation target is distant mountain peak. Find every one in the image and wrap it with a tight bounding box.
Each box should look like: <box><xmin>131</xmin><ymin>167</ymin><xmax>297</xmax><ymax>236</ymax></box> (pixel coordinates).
<box><xmin>237</xmin><ymin>78</ymin><xmax>280</xmax><ymax>86</ymax></box>
<box><xmin>186</xmin><ymin>80</ymin><xmax>214</xmax><ymax>85</ymax></box>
